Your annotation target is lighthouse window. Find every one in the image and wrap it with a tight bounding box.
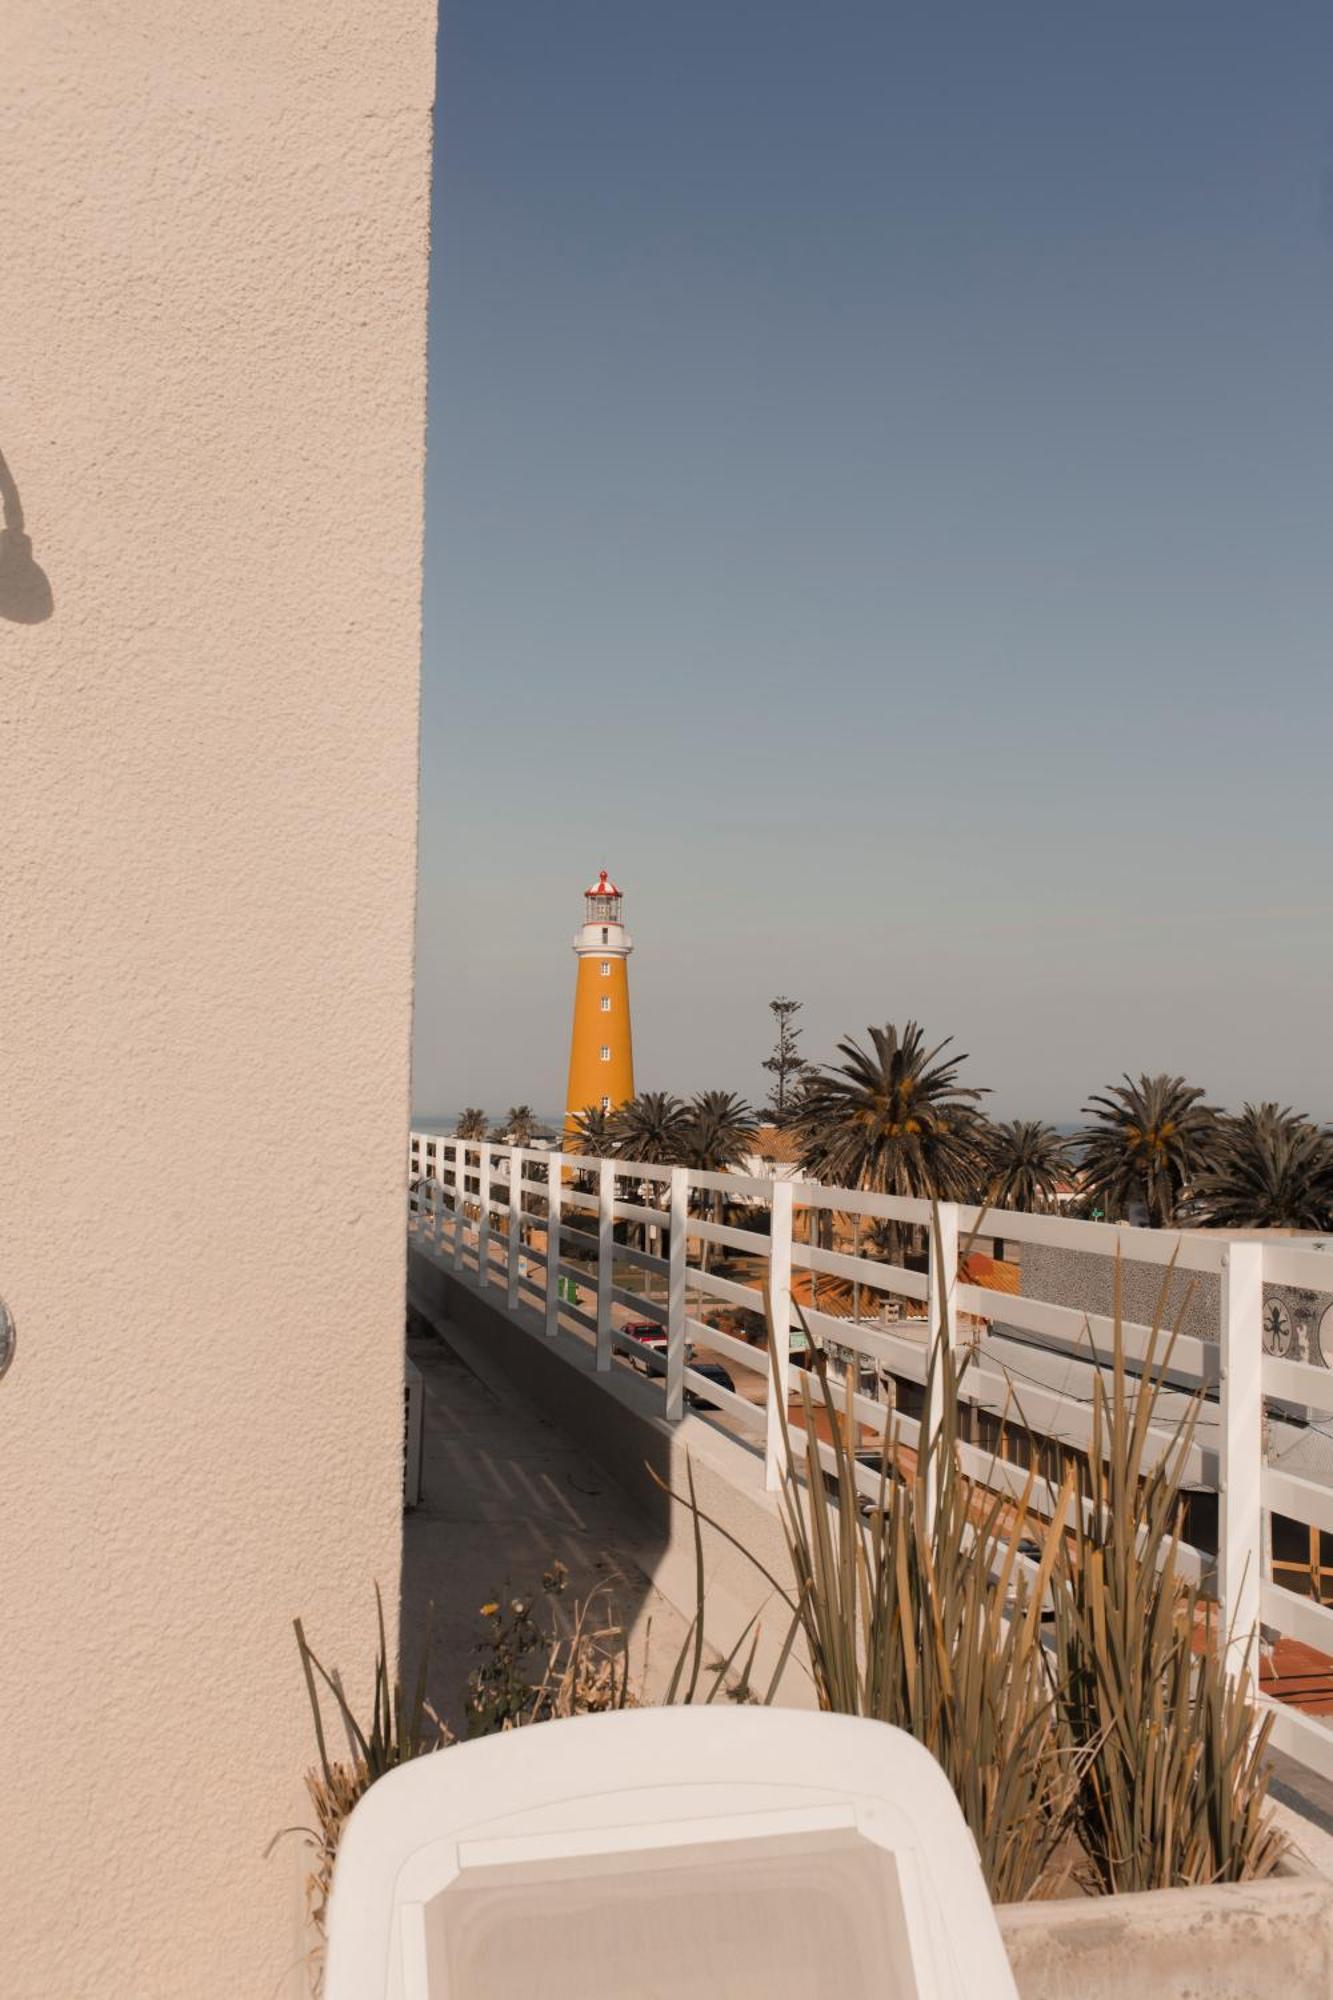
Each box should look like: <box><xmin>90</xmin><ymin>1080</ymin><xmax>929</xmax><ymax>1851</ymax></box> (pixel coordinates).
<box><xmin>600</xmin><ymin>960</ymin><xmax>611</xmax><ymax>975</ymax></box>
<box><xmin>599</xmin><ymin>1045</ymin><xmax>611</xmax><ymax>1062</ymax></box>
<box><xmin>600</xmin><ymin>995</ymin><xmax>611</xmax><ymax>1012</ymax></box>
<box><xmin>601</xmin><ymin>927</ymin><xmax>609</xmax><ymax>943</ymax></box>
<box><xmin>601</xmin><ymin>1095</ymin><xmax>611</xmax><ymax>1113</ymax></box>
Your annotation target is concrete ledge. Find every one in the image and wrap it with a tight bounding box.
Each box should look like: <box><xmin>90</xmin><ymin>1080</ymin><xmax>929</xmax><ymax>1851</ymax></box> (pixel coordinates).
<box><xmin>407</xmin><ymin>1247</ymin><xmax>813</xmax><ymax>1702</ymax></box>
<box><xmin>998</xmin><ymin>1873</ymin><xmax>1333</xmax><ymax>1998</ymax></box>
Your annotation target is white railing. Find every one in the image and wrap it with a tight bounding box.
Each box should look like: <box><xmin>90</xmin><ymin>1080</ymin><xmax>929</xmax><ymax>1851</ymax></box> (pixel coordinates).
<box><xmin>407</xmin><ymin>1132</ymin><xmax>1333</xmax><ymax>1784</ymax></box>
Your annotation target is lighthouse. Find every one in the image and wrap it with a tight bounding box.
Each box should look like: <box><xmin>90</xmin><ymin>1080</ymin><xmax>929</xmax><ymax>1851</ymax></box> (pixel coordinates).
<box><xmin>565</xmin><ymin>870</ymin><xmax>635</xmax><ymax>1129</ymax></box>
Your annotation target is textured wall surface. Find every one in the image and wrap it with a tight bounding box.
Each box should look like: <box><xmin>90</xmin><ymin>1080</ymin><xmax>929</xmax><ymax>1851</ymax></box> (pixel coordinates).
<box><xmin>1014</xmin><ymin>1240</ymin><xmax>1333</xmax><ymax>1358</ymax></box>
<box><xmin>0</xmin><ymin>5</ymin><xmax>435</xmax><ymax>1994</ymax></box>
<box><xmin>1014</xmin><ymin>1240</ymin><xmax>1222</xmax><ymax>1342</ymax></box>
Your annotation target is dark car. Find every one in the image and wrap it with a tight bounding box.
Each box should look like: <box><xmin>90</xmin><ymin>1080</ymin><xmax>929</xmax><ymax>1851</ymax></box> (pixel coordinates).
<box><xmin>823</xmin><ymin>1447</ymin><xmax>892</xmax><ymax>1514</ymax></box>
<box><xmin>1006</xmin><ymin>1537</ymin><xmax>1054</xmax><ymax>1621</ymax></box>
<box><xmin>685</xmin><ymin>1361</ymin><xmax>736</xmax><ymax>1411</ymax></box>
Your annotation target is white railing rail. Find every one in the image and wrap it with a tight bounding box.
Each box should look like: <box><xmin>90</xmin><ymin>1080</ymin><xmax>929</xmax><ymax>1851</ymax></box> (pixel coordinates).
<box><xmin>407</xmin><ymin>1131</ymin><xmax>1333</xmax><ymax>1783</ymax></box>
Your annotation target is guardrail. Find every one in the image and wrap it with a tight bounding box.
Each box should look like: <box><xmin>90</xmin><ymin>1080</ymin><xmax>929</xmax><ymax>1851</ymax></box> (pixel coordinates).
<box><xmin>407</xmin><ymin>1131</ymin><xmax>1333</xmax><ymax>1783</ymax></box>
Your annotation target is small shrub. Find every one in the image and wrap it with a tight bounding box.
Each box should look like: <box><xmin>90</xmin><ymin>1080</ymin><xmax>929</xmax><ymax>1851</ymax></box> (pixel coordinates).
<box><xmin>465</xmin><ymin>1561</ymin><xmax>636</xmax><ymax>1733</ymax></box>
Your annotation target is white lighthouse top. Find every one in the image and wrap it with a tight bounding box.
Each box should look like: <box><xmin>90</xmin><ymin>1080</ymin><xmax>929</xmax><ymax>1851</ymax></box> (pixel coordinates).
<box><xmin>574</xmin><ymin>867</ymin><xmax>633</xmax><ymax>957</ymax></box>
<box><xmin>584</xmin><ymin>869</ymin><xmax>623</xmax><ymax>920</ymax></box>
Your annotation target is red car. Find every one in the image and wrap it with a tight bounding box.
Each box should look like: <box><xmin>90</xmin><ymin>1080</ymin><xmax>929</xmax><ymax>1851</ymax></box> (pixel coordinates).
<box><xmin>621</xmin><ymin>1320</ymin><xmax>697</xmax><ymax>1374</ymax></box>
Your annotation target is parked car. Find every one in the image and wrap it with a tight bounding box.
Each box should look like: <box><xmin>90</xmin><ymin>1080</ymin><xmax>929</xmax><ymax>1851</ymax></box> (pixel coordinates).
<box><xmin>621</xmin><ymin>1320</ymin><xmax>669</xmax><ymax>1374</ymax></box>
<box><xmin>822</xmin><ymin>1447</ymin><xmax>894</xmax><ymax>1514</ymax></box>
<box><xmin>685</xmin><ymin>1362</ymin><xmax>736</xmax><ymax>1411</ymax></box>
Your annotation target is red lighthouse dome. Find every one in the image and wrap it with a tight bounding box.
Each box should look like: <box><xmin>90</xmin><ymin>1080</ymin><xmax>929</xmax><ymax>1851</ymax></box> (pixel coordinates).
<box><xmin>584</xmin><ymin>870</ymin><xmax>623</xmax><ymax>923</ymax></box>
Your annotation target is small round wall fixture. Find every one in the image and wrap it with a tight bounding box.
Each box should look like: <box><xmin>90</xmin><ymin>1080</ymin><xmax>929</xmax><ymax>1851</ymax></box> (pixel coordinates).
<box><xmin>0</xmin><ymin>1298</ymin><xmax>14</xmax><ymax>1379</ymax></box>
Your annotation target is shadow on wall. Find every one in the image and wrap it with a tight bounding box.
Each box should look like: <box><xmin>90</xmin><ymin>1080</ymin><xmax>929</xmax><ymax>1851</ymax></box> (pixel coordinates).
<box><xmin>0</xmin><ymin>447</ymin><xmax>54</xmax><ymax>624</ymax></box>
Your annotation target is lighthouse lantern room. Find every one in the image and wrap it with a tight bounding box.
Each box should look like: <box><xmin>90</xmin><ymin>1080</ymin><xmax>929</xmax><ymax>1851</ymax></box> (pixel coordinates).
<box><xmin>584</xmin><ymin>871</ymin><xmax>623</xmax><ymax>927</ymax></box>
<box><xmin>565</xmin><ymin>869</ymin><xmax>636</xmax><ymax>1130</ymax></box>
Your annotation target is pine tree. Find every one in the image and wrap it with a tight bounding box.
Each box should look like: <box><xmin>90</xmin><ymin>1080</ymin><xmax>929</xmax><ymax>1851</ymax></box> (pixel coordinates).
<box><xmin>762</xmin><ymin>996</ymin><xmax>808</xmax><ymax>1123</ymax></box>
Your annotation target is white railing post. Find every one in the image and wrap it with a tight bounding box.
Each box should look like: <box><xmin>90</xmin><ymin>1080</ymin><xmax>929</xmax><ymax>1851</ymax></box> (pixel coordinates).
<box><xmin>449</xmin><ymin>1142</ymin><xmax>466</xmax><ymax>1272</ymax></box>
<box><xmin>924</xmin><ymin>1201</ymin><xmax>959</xmax><ymax>1531</ymax></box>
<box><xmin>1219</xmin><ymin>1240</ymin><xmax>1264</xmax><ymax>1676</ymax></box>
<box><xmin>596</xmin><ymin>1157</ymin><xmax>615</xmax><ymax>1371</ymax></box>
<box><xmin>477</xmin><ymin>1143</ymin><xmax>492</xmax><ymax>1288</ymax></box>
<box><xmin>507</xmin><ymin>1147</ymin><xmax>525</xmax><ymax>1311</ymax></box>
<box><xmin>544</xmin><ymin>1155</ymin><xmax>564</xmax><ymax>1339</ymax></box>
<box><xmin>765</xmin><ymin>1179</ymin><xmax>795</xmax><ymax>1492</ymax></box>
<box><xmin>665</xmin><ymin>1166</ymin><xmax>689</xmax><ymax>1421</ymax></box>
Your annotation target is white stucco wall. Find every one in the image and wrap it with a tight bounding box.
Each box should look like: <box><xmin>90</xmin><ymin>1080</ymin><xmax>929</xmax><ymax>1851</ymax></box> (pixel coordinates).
<box><xmin>0</xmin><ymin>5</ymin><xmax>435</xmax><ymax>1995</ymax></box>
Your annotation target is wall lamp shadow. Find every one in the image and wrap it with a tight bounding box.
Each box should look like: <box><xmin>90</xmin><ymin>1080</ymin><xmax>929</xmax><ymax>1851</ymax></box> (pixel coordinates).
<box><xmin>0</xmin><ymin>446</ymin><xmax>54</xmax><ymax>624</ymax></box>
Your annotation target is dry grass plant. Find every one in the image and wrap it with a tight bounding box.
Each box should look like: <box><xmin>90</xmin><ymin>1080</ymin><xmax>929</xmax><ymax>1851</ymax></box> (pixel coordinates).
<box><xmin>665</xmin><ymin>1213</ymin><xmax>1287</xmax><ymax>1901</ymax></box>
<box><xmin>281</xmin><ymin>1568</ymin><xmax>638</xmax><ymax>1988</ymax></box>
<box><xmin>271</xmin><ymin>1585</ymin><xmax>450</xmax><ymax>1988</ymax></box>
<box><xmin>1050</xmin><ymin>1255</ymin><xmax>1286</xmax><ymax>1890</ymax></box>
<box><xmin>770</xmin><ymin>1247</ymin><xmax>1082</xmax><ymax>1902</ymax></box>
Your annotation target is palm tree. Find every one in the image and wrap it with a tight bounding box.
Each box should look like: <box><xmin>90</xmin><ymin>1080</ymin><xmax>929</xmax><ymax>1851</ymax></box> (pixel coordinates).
<box><xmin>1077</xmin><ymin>1073</ymin><xmax>1219</xmax><ymax>1227</ymax></box>
<box><xmin>565</xmin><ymin>1105</ymin><xmax>620</xmax><ymax>1158</ymax></box>
<box><xmin>683</xmin><ymin>1090</ymin><xmax>759</xmax><ymax>1173</ymax></box>
<box><xmin>795</xmin><ymin>1022</ymin><xmax>990</xmax><ymax>1198</ymax></box>
<box><xmin>613</xmin><ymin>1091</ymin><xmax>692</xmax><ymax>1264</ymax></box>
<box><xmin>612</xmin><ymin>1091</ymin><xmax>692</xmax><ymax>1165</ymax></box>
<box><xmin>562</xmin><ymin>1104</ymin><xmax>618</xmax><ymax>1200</ymax></box>
<box><xmin>503</xmin><ymin>1104</ymin><xmax>536</xmax><ymax>1146</ymax></box>
<box><xmin>681</xmin><ymin>1091</ymin><xmax>760</xmax><ymax>1273</ymax></box>
<box><xmin>794</xmin><ymin>1022</ymin><xmax>991</xmax><ymax>1278</ymax></box>
<box><xmin>451</xmin><ymin>1107</ymin><xmax>489</xmax><ymax>1220</ymax></box>
<box><xmin>1193</xmin><ymin>1103</ymin><xmax>1333</xmax><ymax>1231</ymax></box>
<box><xmin>985</xmin><ymin>1120</ymin><xmax>1071</xmax><ymax>1214</ymax></box>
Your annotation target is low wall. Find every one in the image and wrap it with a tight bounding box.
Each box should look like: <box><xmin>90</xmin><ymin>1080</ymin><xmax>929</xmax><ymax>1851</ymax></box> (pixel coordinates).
<box><xmin>1014</xmin><ymin>1237</ymin><xmax>1333</xmax><ymax>1369</ymax></box>
<box><xmin>1013</xmin><ymin>1239</ymin><xmax>1219</xmax><ymax>1341</ymax></box>
<box><xmin>998</xmin><ymin>1871</ymin><xmax>1333</xmax><ymax>1999</ymax></box>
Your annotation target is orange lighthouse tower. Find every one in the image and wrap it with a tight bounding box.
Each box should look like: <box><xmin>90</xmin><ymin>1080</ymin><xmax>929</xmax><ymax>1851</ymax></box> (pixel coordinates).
<box><xmin>565</xmin><ymin>870</ymin><xmax>635</xmax><ymax>1129</ymax></box>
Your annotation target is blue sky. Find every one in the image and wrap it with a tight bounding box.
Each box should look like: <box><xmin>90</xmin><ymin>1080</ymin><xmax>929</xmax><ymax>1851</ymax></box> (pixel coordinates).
<box><xmin>413</xmin><ymin>1</ymin><xmax>1333</xmax><ymax>1123</ymax></box>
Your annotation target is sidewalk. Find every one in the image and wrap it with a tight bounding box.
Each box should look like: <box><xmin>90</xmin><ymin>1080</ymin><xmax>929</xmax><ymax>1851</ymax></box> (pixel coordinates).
<box><xmin>401</xmin><ymin>1306</ymin><xmax>696</xmax><ymax>1735</ymax></box>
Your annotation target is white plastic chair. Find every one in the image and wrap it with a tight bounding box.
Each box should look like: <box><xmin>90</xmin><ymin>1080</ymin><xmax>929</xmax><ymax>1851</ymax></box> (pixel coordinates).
<box><xmin>323</xmin><ymin>1705</ymin><xmax>1020</xmax><ymax>1999</ymax></box>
